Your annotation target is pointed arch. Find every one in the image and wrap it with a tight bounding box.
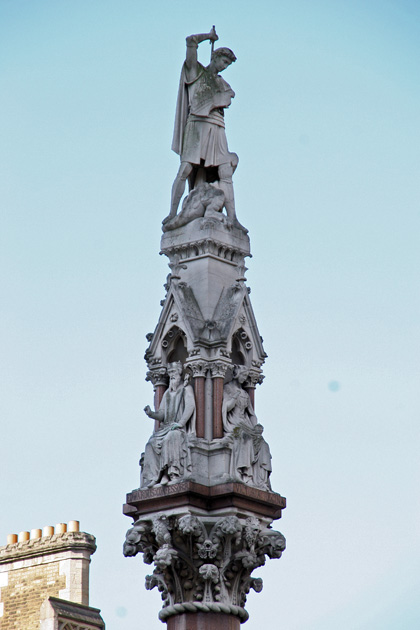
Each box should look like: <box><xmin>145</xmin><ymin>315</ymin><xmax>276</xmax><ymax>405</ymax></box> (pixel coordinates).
<box><xmin>162</xmin><ymin>326</ymin><xmax>188</xmax><ymax>364</ymax></box>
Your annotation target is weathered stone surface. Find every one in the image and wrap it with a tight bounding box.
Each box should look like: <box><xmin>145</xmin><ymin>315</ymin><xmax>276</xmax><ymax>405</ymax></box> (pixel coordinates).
<box><xmin>124</xmin><ymin>513</ymin><xmax>285</xmax><ymax>622</ymax></box>
<box><xmin>142</xmin><ymin>362</ymin><xmax>196</xmax><ymax>488</ymax></box>
<box><xmin>167</xmin><ymin>611</ymin><xmax>240</xmax><ymax>630</ymax></box>
<box><xmin>124</xmin><ymin>481</ymin><xmax>286</xmax><ymax>521</ymax></box>
<box><xmin>161</xmin><ymin>216</ymin><xmax>250</xmax><ymax>259</ymax></box>
<box><xmin>124</xmin><ymin>27</ymin><xmax>287</xmax><ymax>627</ymax></box>
<box><xmin>165</xmin><ymin>28</ymin><xmax>246</xmax><ymax>232</ymax></box>
<box><xmin>143</xmin><ymin>217</ymin><xmax>267</xmax><ymax>475</ymax></box>
<box><xmin>223</xmin><ymin>366</ymin><xmax>272</xmax><ymax>491</ymax></box>
<box><xmin>40</xmin><ymin>596</ymin><xmax>105</xmax><ymax>630</ymax></box>
<box><xmin>0</xmin><ymin>532</ymin><xmax>97</xmax><ymax>629</ymax></box>
<box><xmin>163</xmin><ymin>183</ymin><xmax>225</xmax><ymax>232</ymax></box>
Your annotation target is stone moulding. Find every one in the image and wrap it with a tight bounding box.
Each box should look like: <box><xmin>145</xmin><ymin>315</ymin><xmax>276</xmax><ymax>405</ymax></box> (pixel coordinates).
<box><xmin>0</xmin><ymin>532</ymin><xmax>96</xmax><ymax>563</ymax></box>
<box><xmin>123</xmin><ymin>481</ymin><xmax>286</xmax><ymax>521</ymax></box>
<box><xmin>123</xmin><ymin>513</ymin><xmax>285</xmax><ymax>623</ymax></box>
<box><xmin>160</xmin><ymin>218</ymin><xmax>251</xmax><ymax>263</ymax></box>
<box><xmin>41</xmin><ymin>596</ymin><xmax>105</xmax><ymax>630</ymax></box>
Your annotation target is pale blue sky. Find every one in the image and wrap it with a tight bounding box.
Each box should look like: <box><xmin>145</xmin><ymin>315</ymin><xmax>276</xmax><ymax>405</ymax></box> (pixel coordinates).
<box><xmin>1</xmin><ymin>1</ymin><xmax>420</xmax><ymax>629</ymax></box>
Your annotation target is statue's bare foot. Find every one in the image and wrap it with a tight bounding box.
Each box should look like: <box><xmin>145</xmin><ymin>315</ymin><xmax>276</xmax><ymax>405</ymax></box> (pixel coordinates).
<box><xmin>160</xmin><ymin>474</ymin><xmax>170</xmax><ymax>485</ymax></box>
<box><xmin>162</xmin><ymin>214</ymin><xmax>174</xmax><ymax>225</ymax></box>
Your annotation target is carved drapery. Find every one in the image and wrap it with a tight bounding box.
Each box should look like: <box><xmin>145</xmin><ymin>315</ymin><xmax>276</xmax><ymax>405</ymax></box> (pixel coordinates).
<box><xmin>123</xmin><ymin>513</ymin><xmax>285</xmax><ymax>622</ymax></box>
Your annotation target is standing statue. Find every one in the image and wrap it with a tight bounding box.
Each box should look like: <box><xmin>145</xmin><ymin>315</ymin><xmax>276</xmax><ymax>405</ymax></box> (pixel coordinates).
<box><xmin>222</xmin><ymin>365</ymin><xmax>272</xmax><ymax>490</ymax></box>
<box><xmin>142</xmin><ymin>362</ymin><xmax>196</xmax><ymax>488</ymax></box>
<box><xmin>163</xmin><ymin>27</ymin><xmax>247</xmax><ymax>233</ymax></box>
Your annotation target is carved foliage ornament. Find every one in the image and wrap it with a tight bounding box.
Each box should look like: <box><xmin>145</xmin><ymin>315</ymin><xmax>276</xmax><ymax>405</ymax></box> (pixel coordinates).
<box><xmin>146</xmin><ymin>368</ymin><xmax>168</xmax><ymax>388</ymax></box>
<box><xmin>123</xmin><ymin>513</ymin><xmax>285</xmax><ymax>621</ymax></box>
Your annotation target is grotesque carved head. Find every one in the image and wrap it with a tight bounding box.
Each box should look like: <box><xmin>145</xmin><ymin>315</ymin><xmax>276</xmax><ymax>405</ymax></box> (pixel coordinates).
<box><xmin>264</xmin><ymin>531</ymin><xmax>286</xmax><ymax>559</ymax></box>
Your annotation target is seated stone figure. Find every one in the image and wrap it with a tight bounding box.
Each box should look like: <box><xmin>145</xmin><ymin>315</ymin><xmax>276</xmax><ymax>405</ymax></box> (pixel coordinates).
<box><xmin>222</xmin><ymin>365</ymin><xmax>272</xmax><ymax>490</ymax></box>
<box><xmin>142</xmin><ymin>362</ymin><xmax>196</xmax><ymax>488</ymax></box>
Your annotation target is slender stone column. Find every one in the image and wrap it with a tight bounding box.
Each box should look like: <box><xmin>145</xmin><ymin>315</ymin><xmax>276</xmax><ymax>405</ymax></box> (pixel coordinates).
<box><xmin>245</xmin><ymin>372</ymin><xmax>264</xmax><ymax>412</ymax></box>
<box><xmin>245</xmin><ymin>386</ymin><xmax>255</xmax><ymax>410</ymax></box>
<box><xmin>167</xmin><ymin>612</ymin><xmax>240</xmax><ymax>630</ymax></box>
<box><xmin>146</xmin><ymin>368</ymin><xmax>168</xmax><ymax>431</ymax></box>
<box><xmin>204</xmin><ymin>372</ymin><xmax>213</xmax><ymax>441</ymax></box>
<box><xmin>154</xmin><ymin>386</ymin><xmax>167</xmax><ymax>426</ymax></box>
<box><xmin>210</xmin><ymin>363</ymin><xmax>229</xmax><ymax>439</ymax></box>
<box><xmin>212</xmin><ymin>379</ymin><xmax>224</xmax><ymax>438</ymax></box>
<box><xmin>194</xmin><ymin>378</ymin><xmax>205</xmax><ymax>438</ymax></box>
<box><xmin>189</xmin><ymin>361</ymin><xmax>208</xmax><ymax>438</ymax></box>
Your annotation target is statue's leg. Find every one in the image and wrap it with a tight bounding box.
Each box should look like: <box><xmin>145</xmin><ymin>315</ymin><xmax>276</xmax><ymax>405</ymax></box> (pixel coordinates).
<box><xmin>218</xmin><ymin>161</ymin><xmax>248</xmax><ymax>233</ymax></box>
<box><xmin>142</xmin><ymin>440</ymin><xmax>161</xmax><ymax>488</ymax></box>
<box><xmin>163</xmin><ymin>430</ymin><xmax>183</xmax><ymax>481</ymax></box>
<box><xmin>163</xmin><ymin>162</ymin><xmax>193</xmax><ymax>224</ymax></box>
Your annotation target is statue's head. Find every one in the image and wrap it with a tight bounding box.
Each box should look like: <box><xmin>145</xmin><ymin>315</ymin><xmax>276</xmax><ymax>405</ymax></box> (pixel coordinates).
<box><xmin>212</xmin><ymin>47</ymin><xmax>236</xmax><ymax>72</ymax></box>
<box><xmin>167</xmin><ymin>362</ymin><xmax>183</xmax><ymax>386</ymax></box>
<box><xmin>233</xmin><ymin>364</ymin><xmax>249</xmax><ymax>384</ymax></box>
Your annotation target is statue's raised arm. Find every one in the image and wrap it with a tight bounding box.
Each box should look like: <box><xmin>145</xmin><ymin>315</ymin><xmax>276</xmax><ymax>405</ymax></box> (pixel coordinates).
<box><xmin>164</xmin><ymin>28</ymin><xmax>247</xmax><ymax>234</ymax></box>
<box><xmin>184</xmin><ymin>27</ymin><xmax>218</xmax><ymax>78</ymax></box>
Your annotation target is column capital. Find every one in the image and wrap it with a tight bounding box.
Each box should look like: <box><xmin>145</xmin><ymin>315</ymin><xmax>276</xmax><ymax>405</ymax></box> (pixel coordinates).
<box><xmin>146</xmin><ymin>368</ymin><xmax>168</xmax><ymax>389</ymax></box>
<box><xmin>245</xmin><ymin>371</ymin><xmax>265</xmax><ymax>389</ymax></box>
<box><xmin>209</xmin><ymin>361</ymin><xmax>230</xmax><ymax>379</ymax></box>
<box><xmin>187</xmin><ymin>361</ymin><xmax>210</xmax><ymax>378</ymax></box>
<box><xmin>124</xmin><ymin>513</ymin><xmax>285</xmax><ymax>624</ymax></box>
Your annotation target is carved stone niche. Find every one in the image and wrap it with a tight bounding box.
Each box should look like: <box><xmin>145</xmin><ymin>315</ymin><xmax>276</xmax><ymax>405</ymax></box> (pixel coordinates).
<box><xmin>123</xmin><ymin>513</ymin><xmax>285</xmax><ymax>624</ymax></box>
<box><xmin>161</xmin><ymin>326</ymin><xmax>188</xmax><ymax>364</ymax></box>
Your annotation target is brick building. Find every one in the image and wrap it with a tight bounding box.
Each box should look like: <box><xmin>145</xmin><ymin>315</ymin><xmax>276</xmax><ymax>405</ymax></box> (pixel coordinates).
<box><xmin>0</xmin><ymin>521</ymin><xmax>105</xmax><ymax>630</ymax></box>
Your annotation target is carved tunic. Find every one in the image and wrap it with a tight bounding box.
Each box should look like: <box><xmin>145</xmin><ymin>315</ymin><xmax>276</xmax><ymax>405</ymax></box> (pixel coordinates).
<box><xmin>172</xmin><ymin>60</ymin><xmax>235</xmax><ymax>168</ymax></box>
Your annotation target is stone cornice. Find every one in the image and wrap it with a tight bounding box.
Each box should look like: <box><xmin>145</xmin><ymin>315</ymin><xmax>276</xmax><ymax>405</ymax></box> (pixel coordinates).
<box><xmin>160</xmin><ymin>218</ymin><xmax>251</xmax><ymax>264</ymax></box>
<box><xmin>46</xmin><ymin>597</ymin><xmax>105</xmax><ymax>628</ymax></box>
<box><xmin>123</xmin><ymin>481</ymin><xmax>286</xmax><ymax>521</ymax></box>
<box><xmin>0</xmin><ymin>532</ymin><xmax>96</xmax><ymax>564</ymax></box>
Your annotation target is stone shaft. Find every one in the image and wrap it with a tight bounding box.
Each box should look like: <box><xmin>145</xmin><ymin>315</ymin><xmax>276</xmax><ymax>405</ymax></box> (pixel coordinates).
<box><xmin>167</xmin><ymin>612</ymin><xmax>240</xmax><ymax>630</ymax></box>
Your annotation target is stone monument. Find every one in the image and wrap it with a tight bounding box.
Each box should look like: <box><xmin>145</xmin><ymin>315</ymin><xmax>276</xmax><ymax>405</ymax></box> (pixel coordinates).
<box><xmin>123</xmin><ymin>27</ymin><xmax>286</xmax><ymax>630</ymax></box>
